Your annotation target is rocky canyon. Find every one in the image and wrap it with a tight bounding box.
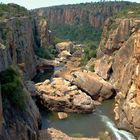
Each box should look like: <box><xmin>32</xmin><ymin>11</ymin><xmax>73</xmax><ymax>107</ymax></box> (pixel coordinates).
<box><xmin>0</xmin><ymin>1</ymin><xmax>140</xmax><ymax>140</ymax></box>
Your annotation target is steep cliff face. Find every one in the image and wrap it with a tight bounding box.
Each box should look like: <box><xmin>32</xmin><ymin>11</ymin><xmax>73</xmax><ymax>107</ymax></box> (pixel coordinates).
<box><xmin>33</xmin><ymin>17</ymin><xmax>53</xmax><ymax>47</ymax></box>
<box><xmin>0</xmin><ymin>17</ymin><xmax>52</xmax><ymax>80</ymax></box>
<box><xmin>0</xmin><ymin>4</ymin><xmax>52</xmax><ymax>140</ymax></box>
<box><xmin>95</xmin><ymin>18</ymin><xmax>140</xmax><ymax>138</ymax></box>
<box><xmin>0</xmin><ymin>84</ymin><xmax>41</xmax><ymax>140</ymax></box>
<box><xmin>0</xmin><ymin>16</ymin><xmax>42</xmax><ymax>140</ymax></box>
<box><xmin>33</xmin><ymin>2</ymin><xmax>130</xmax><ymax>28</ymax></box>
<box><xmin>0</xmin><ymin>17</ymin><xmax>37</xmax><ymax>79</ymax></box>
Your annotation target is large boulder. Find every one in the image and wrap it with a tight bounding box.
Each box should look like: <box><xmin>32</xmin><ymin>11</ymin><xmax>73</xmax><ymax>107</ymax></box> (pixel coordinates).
<box><xmin>72</xmin><ymin>71</ymin><xmax>115</xmax><ymax>100</ymax></box>
<box><xmin>35</xmin><ymin>78</ymin><xmax>94</xmax><ymax>113</ymax></box>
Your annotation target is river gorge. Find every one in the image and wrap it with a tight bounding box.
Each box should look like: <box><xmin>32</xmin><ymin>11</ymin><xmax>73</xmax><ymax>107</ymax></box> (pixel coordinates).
<box><xmin>0</xmin><ymin>2</ymin><xmax>140</xmax><ymax>140</ymax></box>
<box><xmin>32</xmin><ymin>42</ymin><xmax>136</xmax><ymax>139</ymax></box>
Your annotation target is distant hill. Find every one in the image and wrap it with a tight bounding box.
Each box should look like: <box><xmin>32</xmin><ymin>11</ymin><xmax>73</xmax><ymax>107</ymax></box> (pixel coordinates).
<box><xmin>0</xmin><ymin>3</ymin><xmax>29</xmax><ymax>19</ymax></box>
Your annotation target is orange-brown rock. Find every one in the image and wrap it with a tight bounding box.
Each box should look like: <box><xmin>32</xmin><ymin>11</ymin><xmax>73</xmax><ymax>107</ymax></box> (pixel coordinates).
<box><xmin>72</xmin><ymin>71</ymin><xmax>115</xmax><ymax>100</ymax></box>
<box><xmin>94</xmin><ymin>56</ymin><xmax>112</xmax><ymax>80</ymax></box>
<box><xmin>35</xmin><ymin>78</ymin><xmax>94</xmax><ymax>113</ymax></box>
<box><xmin>96</xmin><ymin>18</ymin><xmax>140</xmax><ymax>138</ymax></box>
<box><xmin>54</xmin><ymin>45</ymin><xmax>83</xmax><ymax>81</ymax></box>
<box><xmin>33</xmin><ymin>2</ymin><xmax>129</xmax><ymax>28</ymax></box>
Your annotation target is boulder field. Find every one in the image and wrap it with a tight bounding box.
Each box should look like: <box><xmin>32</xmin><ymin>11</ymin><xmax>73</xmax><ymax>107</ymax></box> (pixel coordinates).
<box><xmin>1</xmin><ymin>2</ymin><xmax>140</xmax><ymax>140</ymax></box>
<box><xmin>34</xmin><ymin>41</ymin><xmax>116</xmax><ymax>114</ymax></box>
<box><xmin>35</xmin><ymin>18</ymin><xmax>140</xmax><ymax>139</ymax></box>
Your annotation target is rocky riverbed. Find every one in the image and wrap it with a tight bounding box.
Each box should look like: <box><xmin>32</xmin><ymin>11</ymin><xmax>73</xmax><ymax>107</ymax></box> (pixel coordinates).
<box><xmin>28</xmin><ymin>41</ymin><xmax>136</xmax><ymax>140</ymax></box>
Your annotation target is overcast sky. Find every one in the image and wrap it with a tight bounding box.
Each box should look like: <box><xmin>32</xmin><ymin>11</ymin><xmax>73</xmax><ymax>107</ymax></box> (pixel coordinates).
<box><xmin>0</xmin><ymin>0</ymin><xmax>140</xmax><ymax>9</ymax></box>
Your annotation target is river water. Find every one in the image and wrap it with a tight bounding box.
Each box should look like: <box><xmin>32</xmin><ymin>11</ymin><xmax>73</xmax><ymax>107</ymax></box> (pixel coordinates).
<box><xmin>33</xmin><ymin>66</ymin><xmax>136</xmax><ymax>140</ymax></box>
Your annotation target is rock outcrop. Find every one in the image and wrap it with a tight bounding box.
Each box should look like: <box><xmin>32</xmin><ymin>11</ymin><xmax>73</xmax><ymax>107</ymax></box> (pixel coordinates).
<box><xmin>33</xmin><ymin>2</ymin><xmax>130</xmax><ymax>28</ymax></box>
<box><xmin>0</xmin><ymin>14</ymin><xmax>53</xmax><ymax>80</ymax></box>
<box><xmin>33</xmin><ymin>17</ymin><xmax>53</xmax><ymax>47</ymax></box>
<box><xmin>95</xmin><ymin>18</ymin><xmax>140</xmax><ymax>138</ymax></box>
<box><xmin>36</xmin><ymin>78</ymin><xmax>94</xmax><ymax>113</ymax></box>
<box><xmin>54</xmin><ymin>42</ymin><xmax>115</xmax><ymax>101</ymax></box>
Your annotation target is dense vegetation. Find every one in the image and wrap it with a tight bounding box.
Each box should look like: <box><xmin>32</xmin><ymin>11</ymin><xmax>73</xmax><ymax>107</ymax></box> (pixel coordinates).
<box><xmin>0</xmin><ymin>3</ymin><xmax>29</xmax><ymax>19</ymax></box>
<box><xmin>43</xmin><ymin>1</ymin><xmax>135</xmax><ymax>64</ymax></box>
<box><xmin>0</xmin><ymin>66</ymin><xmax>27</xmax><ymax>110</ymax></box>
<box><xmin>35</xmin><ymin>45</ymin><xmax>58</xmax><ymax>59</ymax></box>
<box><xmin>81</xmin><ymin>41</ymin><xmax>97</xmax><ymax>65</ymax></box>
<box><xmin>50</xmin><ymin>23</ymin><xmax>101</xmax><ymax>63</ymax></box>
<box><xmin>113</xmin><ymin>2</ymin><xmax>140</xmax><ymax>18</ymax></box>
<box><xmin>50</xmin><ymin>23</ymin><xmax>102</xmax><ymax>45</ymax></box>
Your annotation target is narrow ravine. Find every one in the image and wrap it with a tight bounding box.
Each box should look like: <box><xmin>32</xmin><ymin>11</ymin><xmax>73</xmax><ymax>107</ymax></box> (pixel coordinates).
<box><xmin>33</xmin><ymin>65</ymin><xmax>136</xmax><ymax>140</ymax></box>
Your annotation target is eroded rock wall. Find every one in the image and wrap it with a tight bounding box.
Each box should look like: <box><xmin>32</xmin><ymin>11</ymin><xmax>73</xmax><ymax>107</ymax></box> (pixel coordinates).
<box><xmin>33</xmin><ymin>2</ymin><xmax>129</xmax><ymax>28</ymax></box>
<box><xmin>0</xmin><ymin>16</ymin><xmax>42</xmax><ymax>139</ymax></box>
<box><xmin>33</xmin><ymin>17</ymin><xmax>53</xmax><ymax>48</ymax></box>
<box><xmin>0</xmin><ymin>17</ymin><xmax>37</xmax><ymax>79</ymax></box>
<box><xmin>95</xmin><ymin>18</ymin><xmax>140</xmax><ymax>138</ymax></box>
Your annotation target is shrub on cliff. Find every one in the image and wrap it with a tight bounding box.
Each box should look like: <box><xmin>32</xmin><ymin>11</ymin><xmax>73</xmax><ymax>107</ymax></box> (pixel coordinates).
<box><xmin>0</xmin><ymin>66</ymin><xmax>27</xmax><ymax>110</ymax></box>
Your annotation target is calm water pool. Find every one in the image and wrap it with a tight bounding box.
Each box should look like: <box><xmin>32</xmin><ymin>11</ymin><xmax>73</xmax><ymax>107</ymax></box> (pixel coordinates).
<box><xmin>40</xmin><ymin>100</ymin><xmax>114</xmax><ymax>137</ymax></box>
